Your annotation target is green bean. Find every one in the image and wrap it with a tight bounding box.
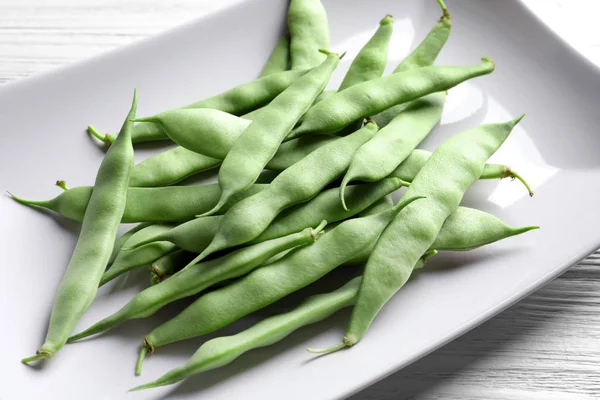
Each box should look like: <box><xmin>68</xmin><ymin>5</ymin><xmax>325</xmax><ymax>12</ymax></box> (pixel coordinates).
<box><xmin>205</xmin><ymin>52</ymin><xmax>341</xmax><ymax>216</ymax></box>
<box><xmin>339</xmin><ymin>116</ymin><xmax>526</xmax><ymax>353</ymax></box>
<box><xmin>148</xmin><ymin>249</ymin><xmax>196</xmax><ymax>285</ymax></box>
<box><xmin>260</xmin><ymin>34</ymin><xmax>290</xmax><ymax>77</ymax></box>
<box><xmin>431</xmin><ymin>207</ymin><xmax>538</xmax><ymax>251</ymax></box>
<box><xmin>288</xmin><ymin>0</ymin><xmax>329</xmax><ymax>70</ymax></box>
<box><xmin>344</xmin><ymin>206</ymin><xmax>538</xmax><ymax>266</ymax></box>
<box><xmin>89</xmin><ymin>69</ymin><xmax>308</xmax><ymax>147</ymax></box>
<box><xmin>133</xmin><ymin>109</ymin><xmax>251</xmax><ymax>160</ymax></box>
<box><xmin>189</xmin><ymin>122</ymin><xmax>380</xmax><ymax>266</ymax></box>
<box><xmin>21</xmin><ymin>91</ymin><xmax>137</xmax><ymax>364</ymax></box>
<box><xmin>100</xmin><ymin>241</ymin><xmax>178</xmax><ymax>286</ymax></box>
<box><xmin>130</xmin><ymin>147</ymin><xmax>220</xmax><ymax>187</ymax></box>
<box><xmin>373</xmin><ymin>0</ymin><xmax>451</xmax><ymax>127</ymax></box>
<box><xmin>68</xmin><ymin>222</ymin><xmax>327</xmax><ymax>350</ymax></box>
<box><xmin>290</xmin><ymin>58</ymin><xmax>493</xmax><ymax>138</ymax></box>
<box><xmin>340</xmin><ymin>92</ymin><xmax>446</xmax><ymax>209</ymax></box>
<box><xmin>134</xmin><ymin>196</ymin><xmax>422</xmax><ymax>367</ymax></box>
<box><xmin>338</xmin><ymin>15</ymin><xmax>393</xmax><ymax>91</ymax></box>
<box><xmin>9</xmin><ymin>184</ymin><xmax>268</xmax><ymax>223</ymax></box>
<box><xmin>108</xmin><ymin>223</ymin><xmax>151</xmax><ymax>264</ymax></box>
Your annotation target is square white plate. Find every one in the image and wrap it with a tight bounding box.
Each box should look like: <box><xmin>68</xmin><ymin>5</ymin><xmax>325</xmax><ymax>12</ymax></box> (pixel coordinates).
<box><xmin>2</xmin><ymin>0</ymin><xmax>600</xmax><ymax>399</ymax></box>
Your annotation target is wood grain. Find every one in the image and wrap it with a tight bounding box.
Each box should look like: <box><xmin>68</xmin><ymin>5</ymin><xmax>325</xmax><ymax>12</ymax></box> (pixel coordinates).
<box><xmin>1</xmin><ymin>1</ymin><xmax>598</xmax><ymax>399</ymax></box>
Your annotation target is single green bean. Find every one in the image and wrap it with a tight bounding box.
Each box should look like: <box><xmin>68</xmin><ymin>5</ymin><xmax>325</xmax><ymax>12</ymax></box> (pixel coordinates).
<box><xmin>344</xmin><ymin>206</ymin><xmax>538</xmax><ymax>265</ymax></box>
<box><xmin>338</xmin><ymin>15</ymin><xmax>393</xmax><ymax>91</ymax></box>
<box><xmin>373</xmin><ymin>0</ymin><xmax>451</xmax><ymax>127</ymax></box>
<box><xmin>21</xmin><ymin>91</ymin><xmax>137</xmax><ymax>364</ymax></box>
<box><xmin>340</xmin><ymin>92</ymin><xmax>446</xmax><ymax>209</ymax></box>
<box><xmin>205</xmin><ymin>51</ymin><xmax>341</xmax><ymax>216</ymax></box>
<box><xmin>288</xmin><ymin>0</ymin><xmax>329</xmax><ymax>70</ymax></box>
<box><xmin>134</xmin><ymin>196</ymin><xmax>422</xmax><ymax>366</ymax></box>
<box><xmin>290</xmin><ymin>58</ymin><xmax>493</xmax><ymax>138</ymax></box>
<box><xmin>260</xmin><ymin>34</ymin><xmax>290</xmax><ymax>77</ymax></box>
<box><xmin>9</xmin><ymin>184</ymin><xmax>268</xmax><ymax>223</ymax></box>
<box><xmin>340</xmin><ymin>116</ymin><xmax>525</xmax><ymax>353</ymax></box>
<box><xmin>189</xmin><ymin>122</ymin><xmax>379</xmax><ymax>266</ymax></box>
<box><xmin>89</xmin><ymin>69</ymin><xmax>308</xmax><ymax>147</ymax></box>
<box><xmin>68</xmin><ymin>222</ymin><xmax>327</xmax><ymax>349</ymax></box>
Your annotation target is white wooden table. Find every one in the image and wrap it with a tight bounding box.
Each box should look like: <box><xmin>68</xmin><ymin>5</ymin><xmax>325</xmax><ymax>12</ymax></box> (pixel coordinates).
<box><xmin>2</xmin><ymin>1</ymin><xmax>599</xmax><ymax>399</ymax></box>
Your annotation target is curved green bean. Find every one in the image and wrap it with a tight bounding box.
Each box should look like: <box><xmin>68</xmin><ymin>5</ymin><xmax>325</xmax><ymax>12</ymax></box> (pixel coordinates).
<box><xmin>134</xmin><ymin>196</ymin><xmax>422</xmax><ymax>367</ymax></box>
<box><xmin>68</xmin><ymin>222</ymin><xmax>327</xmax><ymax>350</ymax></box>
<box><xmin>290</xmin><ymin>58</ymin><xmax>493</xmax><ymax>138</ymax></box>
<box><xmin>288</xmin><ymin>0</ymin><xmax>329</xmax><ymax>70</ymax></box>
<box><xmin>205</xmin><ymin>52</ymin><xmax>341</xmax><ymax>216</ymax></box>
<box><xmin>21</xmin><ymin>91</ymin><xmax>137</xmax><ymax>364</ymax></box>
<box><xmin>188</xmin><ymin>122</ymin><xmax>379</xmax><ymax>266</ymax></box>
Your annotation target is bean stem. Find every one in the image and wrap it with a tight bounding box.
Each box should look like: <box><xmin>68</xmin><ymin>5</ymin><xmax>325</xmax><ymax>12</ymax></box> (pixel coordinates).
<box><xmin>21</xmin><ymin>350</ymin><xmax>51</xmax><ymax>364</ymax></box>
<box><xmin>135</xmin><ymin>346</ymin><xmax>147</xmax><ymax>376</ymax></box>
<box><xmin>503</xmin><ymin>168</ymin><xmax>534</xmax><ymax>197</ymax></box>
<box><xmin>55</xmin><ymin>180</ymin><xmax>69</xmax><ymax>191</ymax></box>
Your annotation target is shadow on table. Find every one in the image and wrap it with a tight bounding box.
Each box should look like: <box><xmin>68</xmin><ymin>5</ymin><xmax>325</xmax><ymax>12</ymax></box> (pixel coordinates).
<box><xmin>349</xmin><ymin>261</ymin><xmax>600</xmax><ymax>400</ymax></box>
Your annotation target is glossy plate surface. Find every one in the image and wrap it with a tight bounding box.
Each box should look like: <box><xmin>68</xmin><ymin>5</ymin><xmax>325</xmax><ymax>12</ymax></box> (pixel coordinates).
<box><xmin>2</xmin><ymin>1</ymin><xmax>599</xmax><ymax>399</ymax></box>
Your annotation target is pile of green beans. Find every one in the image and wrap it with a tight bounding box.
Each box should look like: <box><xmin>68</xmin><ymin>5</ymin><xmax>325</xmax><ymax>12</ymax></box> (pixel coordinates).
<box><xmin>12</xmin><ymin>0</ymin><xmax>540</xmax><ymax>394</ymax></box>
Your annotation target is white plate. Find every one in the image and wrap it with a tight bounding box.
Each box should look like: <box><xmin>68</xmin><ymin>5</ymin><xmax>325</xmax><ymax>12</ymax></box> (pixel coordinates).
<box><xmin>2</xmin><ymin>0</ymin><xmax>599</xmax><ymax>399</ymax></box>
